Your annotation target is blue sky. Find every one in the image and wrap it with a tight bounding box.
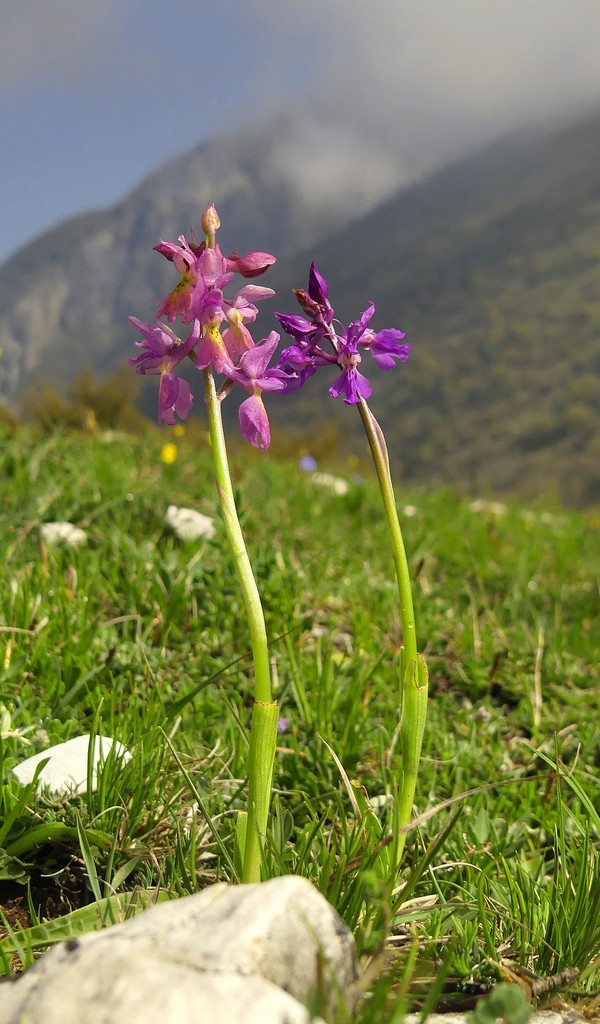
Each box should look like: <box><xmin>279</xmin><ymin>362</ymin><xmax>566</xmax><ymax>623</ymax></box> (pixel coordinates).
<box><xmin>2</xmin><ymin>0</ymin><xmax>600</xmax><ymax>264</ymax></box>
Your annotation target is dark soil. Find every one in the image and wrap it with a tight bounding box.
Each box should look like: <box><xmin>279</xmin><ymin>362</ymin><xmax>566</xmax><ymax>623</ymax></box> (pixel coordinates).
<box><xmin>0</xmin><ymin>857</ymin><xmax>90</xmax><ymax>972</ymax></box>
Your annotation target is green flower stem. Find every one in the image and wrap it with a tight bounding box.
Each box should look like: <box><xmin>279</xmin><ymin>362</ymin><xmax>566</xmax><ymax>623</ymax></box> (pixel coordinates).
<box><xmin>203</xmin><ymin>368</ymin><xmax>276</xmax><ymax>882</ymax></box>
<box><xmin>203</xmin><ymin>370</ymin><xmax>272</xmax><ymax>704</ymax></box>
<box><xmin>242</xmin><ymin>700</ymin><xmax>279</xmax><ymax>884</ymax></box>
<box><xmin>357</xmin><ymin>398</ymin><xmax>428</xmax><ymax>860</ymax></box>
<box><xmin>395</xmin><ymin>653</ymin><xmax>428</xmax><ymax>860</ymax></box>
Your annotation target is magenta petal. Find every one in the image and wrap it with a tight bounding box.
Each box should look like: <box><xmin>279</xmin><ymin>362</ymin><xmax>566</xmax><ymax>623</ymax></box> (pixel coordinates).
<box><xmin>129</xmin><ymin>316</ymin><xmax>177</xmax><ymax>353</ymax></box>
<box><xmin>229</xmin><ymin>251</ymin><xmax>276</xmax><ymax>278</ymax></box>
<box><xmin>238</xmin><ymin>394</ymin><xmax>270</xmax><ymax>449</ymax></box>
<box><xmin>159</xmin><ymin>373</ymin><xmax>193</xmax><ymax>424</ymax></box>
<box><xmin>199</xmin><ymin>247</ymin><xmax>228</xmax><ymax>287</ymax></box>
<box><xmin>238</xmin><ymin>331</ymin><xmax>280</xmax><ymax>380</ymax></box>
<box><xmin>352</xmin><ymin>369</ymin><xmax>373</xmax><ymax>402</ymax></box>
<box><xmin>329</xmin><ymin>368</ymin><xmax>372</xmax><ymax>405</ymax></box>
<box><xmin>328</xmin><ymin>373</ymin><xmax>345</xmax><ymax>401</ymax></box>
<box><xmin>308</xmin><ymin>262</ymin><xmax>328</xmax><ymax>303</ymax></box>
<box><xmin>153</xmin><ymin>236</ymin><xmax>198</xmax><ymax>275</ymax></box>
<box><xmin>153</xmin><ymin>240</ymin><xmax>180</xmax><ymax>262</ymax></box>
<box><xmin>128</xmin><ymin>351</ymin><xmax>162</xmax><ymax>374</ymax></box>
<box><xmin>370</xmin><ymin>351</ymin><xmax>398</xmax><ymax>370</ymax></box>
<box><xmin>233</xmin><ymin>285</ymin><xmax>275</xmax><ymax>304</ymax></box>
<box><xmin>347</xmin><ymin>303</ymin><xmax>376</xmax><ymax>342</ymax></box>
<box><xmin>371</xmin><ymin>343</ymin><xmax>411</xmax><ymax>370</ymax></box>
<box><xmin>274</xmin><ymin>312</ymin><xmax>315</xmax><ymax>338</ymax></box>
<box><xmin>374</xmin><ymin>327</ymin><xmax>406</xmax><ymax>344</ymax></box>
<box><xmin>196</xmin><ymin>331</ymin><xmax>231</xmax><ymax>373</ymax></box>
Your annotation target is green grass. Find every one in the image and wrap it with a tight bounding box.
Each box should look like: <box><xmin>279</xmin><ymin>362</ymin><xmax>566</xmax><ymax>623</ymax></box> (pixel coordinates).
<box><xmin>0</xmin><ymin>424</ymin><xmax>598</xmax><ymax>1020</ymax></box>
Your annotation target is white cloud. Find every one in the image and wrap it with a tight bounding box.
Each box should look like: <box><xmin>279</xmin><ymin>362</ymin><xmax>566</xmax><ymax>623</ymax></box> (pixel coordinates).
<box><xmin>265</xmin><ymin>110</ymin><xmax>405</xmax><ymax>222</ymax></box>
<box><xmin>247</xmin><ymin>0</ymin><xmax>600</xmax><ymax>169</ymax></box>
<box><xmin>200</xmin><ymin>0</ymin><xmax>600</xmax><ymax>241</ymax></box>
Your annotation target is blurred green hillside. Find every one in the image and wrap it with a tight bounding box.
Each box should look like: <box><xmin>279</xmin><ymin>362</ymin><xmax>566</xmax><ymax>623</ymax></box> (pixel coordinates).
<box><xmin>266</xmin><ymin>108</ymin><xmax>600</xmax><ymax>506</ymax></box>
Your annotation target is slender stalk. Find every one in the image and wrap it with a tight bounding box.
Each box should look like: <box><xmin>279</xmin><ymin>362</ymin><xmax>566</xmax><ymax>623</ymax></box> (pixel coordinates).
<box><xmin>357</xmin><ymin>400</ymin><xmax>417</xmax><ymax>666</ymax></box>
<box><xmin>203</xmin><ymin>369</ymin><xmax>271</xmax><ymax>702</ymax></box>
<box><xmin>357</xmin><ymin>398</ymin><xmax>427</xmax><ymax>861</ymax></box>
<box><xmin>203</xmin><ymin>368</ymin><xmax>277</xmax><ymax>882</ymax></box>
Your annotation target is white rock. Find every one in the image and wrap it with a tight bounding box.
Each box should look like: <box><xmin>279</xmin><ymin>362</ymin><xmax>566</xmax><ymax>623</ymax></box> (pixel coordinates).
<box><xmin>311</xmin><ymin>472</ymin><xmax>349</xmax><ymax>496</ymax></box>
<box><xmin>0</xmin><ymin>876</ymin><xmax>356</xmax><ymax>1024</ymax></box>
<box><xmin>165</xmin><ymin>505</ymin><xmax>216</xmax><ymax>541</ymax></box>
<box><xmin>406</xmin><ymin>1016</ymin><xmax>467</xmax><ymax>1024</ymax></box>
<box><xmin>39</xmin><ymin>521</ymin><xmax>87</xmax><ymax>547</ymax></box>
<box><xmin>11</xmin><ymin>734</ymin><xmax>131</xmax><ymax>796</ymax></box>
<box><xmin>469</xmin><ymin>498</ymin><xmax>507</xmax><ymax>516</ymax></box>
<box><xmin>0</xmin><ymin>953</ymin><xmax>318</xmax><ymax>1024</ymax></box>
<box><xmin>406</xmin><ymin>1014</ymin><xmax>579</xmax><ymax>1024</ymax></box>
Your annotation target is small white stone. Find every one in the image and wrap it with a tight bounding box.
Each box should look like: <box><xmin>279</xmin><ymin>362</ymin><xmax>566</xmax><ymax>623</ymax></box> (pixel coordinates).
<box><xmin>165</xmin><ymin>505</ymin><xmax>216</xmax><ymax>541</ymax></box>
<box><xmin>311</xmin><ymin>472</ymin><xmax>349</xmax><ymax>496</ymax></box>
<box><xmin>406</xmin><ymin>1014</ymin><xmax>575</xmax><ymax>1024</ymax></box>
<box><xmin>406</xmin><ymin>1014</ymin><xmax>468</xmax><ymax>1024</ymax></box>
<box><xmin>539</xmin><ymin>511</ymin><xmax>563</xmax><ymax>525</ymax></box>
<box><xmin>369</xmin><ymin>793</ymin><xmax>391</xmax><ymax>810</ymax></box>
<box><xmin>12</xmin><ymin>734</ymin><xmax>131</xmax><ymax>797</ymax></box>
<box><xmin>469</xmin><ymin>498</ymin><xmax>507</xmax><ymax>516</ymax></box>
<box><xmin>40</xmin><ymin>522</ymin><xmax>87</xmax><ymax>547</ymax></box>
<box><xmin>98</xmin><ymin>430</ymin><xmax>126</xmax><ymax>443</ymax></box>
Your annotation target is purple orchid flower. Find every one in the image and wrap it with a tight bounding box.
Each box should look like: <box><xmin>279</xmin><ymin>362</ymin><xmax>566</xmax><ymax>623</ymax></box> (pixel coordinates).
<box><xmin>275</xmin><ymin>264</ymin><xmax>410</xmax><ymax>404</ymax></box>
<box><xmin>128</xmin><ymin>316</ymin><xmax>198</xmax><ymax>423</ymax></box>
<box><xmin>129</xmin><ymin>205</ymin><xmax>283</xmax><ymax>443</ymax></box>
<box><xmin>224</xmin><ymin>332</ymin><xmax>291</xmax><ymax>449</ymax></box>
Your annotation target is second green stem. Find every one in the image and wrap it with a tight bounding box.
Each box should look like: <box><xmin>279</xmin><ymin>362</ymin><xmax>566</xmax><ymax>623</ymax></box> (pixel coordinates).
<box><xmin>358</xmin><ymin>399</ymin><xmax>428</xmax><ymax>862</ymax></box>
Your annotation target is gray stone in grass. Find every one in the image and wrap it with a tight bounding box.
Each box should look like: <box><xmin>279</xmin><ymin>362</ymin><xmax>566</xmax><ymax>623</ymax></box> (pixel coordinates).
<box><xmin>405</xmin><ymin>1012</ymin><xmax>587</xmax><ymax>1024</ymax></box>
<box><xmin>0</xmin><ymin>875</ymin><xmax>356</xmax><ymax>1024</ymax></box>
<box><xmin>165</xmin><ymin>505</ymin><xmax>216</xmax><ymax>541</ymax></box>
<box><xmin>11</xmin><ymin>734</ymin><xmax>131</xmax><ymax>797</ymax></box>
<box><xmin>311</xmin><ymin>471</ymin><xmax>349</xmax><ymax>496</ymax></box>
<box><xmin>39</xmin><ymin>521</ymin><xmax>87</xmax><ymax>547</ymax></box>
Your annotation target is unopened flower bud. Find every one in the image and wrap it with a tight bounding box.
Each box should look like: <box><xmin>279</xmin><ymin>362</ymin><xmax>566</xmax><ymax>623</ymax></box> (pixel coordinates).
<box><xmin>226</xmin><ymin>250</ymin><xmax>276</xmax><ymax>278</ymax></box>
<box><xmin>201</xmin><ymin>204</ymin><xmax>220</xmax><ymax>243</ymax></box>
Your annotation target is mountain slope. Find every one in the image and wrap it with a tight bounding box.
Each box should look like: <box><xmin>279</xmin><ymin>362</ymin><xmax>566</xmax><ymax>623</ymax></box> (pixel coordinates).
<box><xmin>265</xmin><ymin>107</ymin><xmax>600</xmax><ymax>505</ymax></box>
